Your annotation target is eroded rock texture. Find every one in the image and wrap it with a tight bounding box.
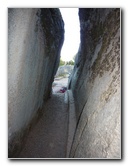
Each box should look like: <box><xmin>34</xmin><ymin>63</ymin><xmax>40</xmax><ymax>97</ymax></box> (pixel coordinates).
<box><xmin>8</xmin><ymin>8</ymin><xmax>64</xmax><ymax>157</ymax></box>
<box><xmin>69</xmin><ymin>8</ymin><xmax>120</xmax><ymax>158</ymax></box>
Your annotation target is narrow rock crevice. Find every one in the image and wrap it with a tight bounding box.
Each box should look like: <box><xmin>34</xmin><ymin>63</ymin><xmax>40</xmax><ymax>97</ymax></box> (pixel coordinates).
<box><xmin>8</xmin><ymin>8</ymin><xmax>120</xmax><ymax>159</ymax></box>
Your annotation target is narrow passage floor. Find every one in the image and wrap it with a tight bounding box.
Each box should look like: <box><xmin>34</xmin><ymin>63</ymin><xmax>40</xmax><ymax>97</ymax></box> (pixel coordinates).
<box><xmin>18</xmin><ymin>93</ymin><xmax>68</xmax><ymax>158</ymax></box>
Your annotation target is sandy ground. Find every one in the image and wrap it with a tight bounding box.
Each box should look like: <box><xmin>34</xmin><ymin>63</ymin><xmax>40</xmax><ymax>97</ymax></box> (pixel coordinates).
<box><xmin>18</xmin><ymin>77</ymin><xmax>69</xmax><ymax>158</ymax></box>
<box><xmin>52</xmin><ymin>77</ymin><xmax>69</xmax><ymax>93</ymax></box>
<box><xmin>18</xmin><ymin>93</ymin><xmax>68</xmax><ymax>158</ymax></box>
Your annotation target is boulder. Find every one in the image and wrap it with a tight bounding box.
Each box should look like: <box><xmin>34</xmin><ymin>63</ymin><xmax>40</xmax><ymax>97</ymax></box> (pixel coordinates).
<box><xmin>69</xmin><ymin>8</ymin><xmax>120</xmax><ymax>158</ymax></box>
<box><xmin>55</xmin><ymin>65</ymin><xmax>74</xmax><ymax>77</ymax></box>
<box><xmin>8</xmin><ymin>8</ymin><xmax>64</xmax><ymax>157</ymax></box>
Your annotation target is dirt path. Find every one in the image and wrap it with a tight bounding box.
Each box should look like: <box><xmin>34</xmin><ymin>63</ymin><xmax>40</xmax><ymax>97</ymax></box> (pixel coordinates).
<box><xmin>18</xmin><ymin>93</ymin><xmax>68</xmax><ymax>158</ymax></box>
<box><xmin>52</xmin><ymin>77</ymin><xmax>68</xmax><ymax>93</ymax></box>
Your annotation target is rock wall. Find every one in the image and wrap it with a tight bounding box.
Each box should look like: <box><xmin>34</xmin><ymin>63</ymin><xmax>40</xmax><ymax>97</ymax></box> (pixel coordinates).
<box><xmin>55</xmin><ymin>65</ymin><xmax>73</xmax><ymax>77</ymax></box>
<box><xmin>8</xmin><ymin>8</ymin><xmax>64</xmax><ymax>157</ymax></box>
<box><xmin>69</xmin><ymin>8</ymin><xmax>120</xmax><ymax>158</ymax></box>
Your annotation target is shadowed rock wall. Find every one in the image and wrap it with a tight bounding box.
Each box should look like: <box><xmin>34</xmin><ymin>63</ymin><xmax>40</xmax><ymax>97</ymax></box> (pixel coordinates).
<box><xmin>8</xmin><ymin>8</ymin><xmax>64</xmax><ymax>157</ymax></box>
<box><xmin>69</xmin><ymin>8</ymin><xmax>120</xmax><ymax>158</ymax></box>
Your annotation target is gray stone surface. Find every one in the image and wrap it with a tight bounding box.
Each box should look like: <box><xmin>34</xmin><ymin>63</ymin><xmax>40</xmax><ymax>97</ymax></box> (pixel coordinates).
<box><xmin>8</xmin><ymin>8</ymin><xmax>64</xmax><ymax>157</ymax></box>
<box><xmin>66</xmin><ymin>90</ymin><xmax>77</xmax><ymax>158</ymax></box>
<box><xmin>18</xmin><ymin>94</ymin><xmax>68</xmax><ymax>158</ymax></box>
<box><xmin>69</xmin><ymin>8</ymin><xmax>121</xmax><ymax>158</ymax></box>
<box><xmin>55</xmin><ymin>65</ymin><xmax>74</xmax><ymax>77</ymax></box>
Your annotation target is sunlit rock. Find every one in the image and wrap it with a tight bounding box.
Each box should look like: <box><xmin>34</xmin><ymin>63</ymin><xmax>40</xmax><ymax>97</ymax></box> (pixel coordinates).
<box><xmin>69</xmin><ymin>8</ymin><xmax>120</xmax><ymax>158</ymax></box>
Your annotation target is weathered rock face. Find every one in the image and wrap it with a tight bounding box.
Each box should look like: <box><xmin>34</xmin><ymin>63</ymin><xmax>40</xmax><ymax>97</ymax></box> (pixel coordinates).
<box><xmin>55</xmin><ymin>65</ymin><xmax>74</xmax><ymax>77</ymax></box>
<box><xmin>8</xmin><ymin>8</ymin><xmax>64</xmax><ymax>157</ymax></box>
<box><xmin>69</xmin><ymin>8</ymin><xmax>120</xmax><ymax>158</ymax></box>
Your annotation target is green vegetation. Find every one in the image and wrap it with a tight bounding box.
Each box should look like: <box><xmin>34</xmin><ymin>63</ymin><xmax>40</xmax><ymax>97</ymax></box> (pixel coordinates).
<box><xmin>59</xmin><ymin>59</ymin><xmax>65</xmax><ymax>66</ymax></box>
<box><xmin>59</xmin><ymin>58</ymin><xmax>75</xmax><ymax>66</ymax></box>
<box><xmin>66</xmin><ymin>60</ymin><xmax>74</xmax><ymax>65</ymax></box>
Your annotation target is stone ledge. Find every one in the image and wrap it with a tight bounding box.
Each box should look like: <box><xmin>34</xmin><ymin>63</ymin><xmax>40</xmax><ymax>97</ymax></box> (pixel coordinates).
<box><xmin>65</xmin><ymin>90</ymin><xmax>77</xmax><ymax>158</ymax></box>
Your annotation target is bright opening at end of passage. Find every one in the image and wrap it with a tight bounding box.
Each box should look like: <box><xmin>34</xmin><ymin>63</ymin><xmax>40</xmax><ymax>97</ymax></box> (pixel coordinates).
<box><xmin>59</xmin><ymin>8</ymin><xmax>80</xmax><ymax>62</ymax></box>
